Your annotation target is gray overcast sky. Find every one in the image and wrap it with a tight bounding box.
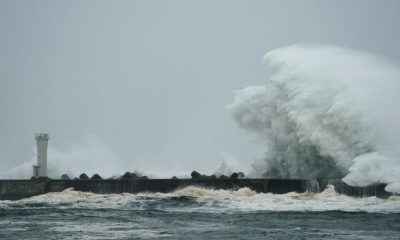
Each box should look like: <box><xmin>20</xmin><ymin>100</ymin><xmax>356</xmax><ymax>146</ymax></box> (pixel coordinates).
<box><xmin>1</xmin><ymin>0</ymin><xmax>400</xmax><ymax>176</ymax></box>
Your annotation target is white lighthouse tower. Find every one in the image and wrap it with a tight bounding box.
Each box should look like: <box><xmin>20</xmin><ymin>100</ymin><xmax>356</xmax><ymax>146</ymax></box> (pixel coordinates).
<box><xmin>32</xmin><ymin>133</ymin><xmax>49</xmax><ymax>178</ymax></box>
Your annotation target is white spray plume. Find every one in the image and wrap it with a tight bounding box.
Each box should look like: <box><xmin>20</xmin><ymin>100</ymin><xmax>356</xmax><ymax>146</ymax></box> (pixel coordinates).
<box><xmin>213</xmin><ymin>152</ymin><xmax>250</xmax><ymax>177</ymax></box>
<box><xmin>229</xmin><ymin>44</ymin><xmax>400</xmax><ymax>193</ymax></box>
<box><xmin>46</xmin><ymin>135</ymin><xmax>123</xmax><ymax>178</ymax></box>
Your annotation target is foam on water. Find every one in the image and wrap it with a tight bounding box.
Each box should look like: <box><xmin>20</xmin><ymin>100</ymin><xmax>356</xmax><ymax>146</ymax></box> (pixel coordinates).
<box><xmin>171</xmin><ymin>186</ymin><xmax>257</xmax><ymax>198</ymax></box>
<box><xmin>49</xmin><ymin>222</ymin><xmax>171</xmax><ymax>239</ymax></box>
<box><xmin>1</xmin><ymin>186</ymin><xmax>399</xmax><ymax>214</ymax></box>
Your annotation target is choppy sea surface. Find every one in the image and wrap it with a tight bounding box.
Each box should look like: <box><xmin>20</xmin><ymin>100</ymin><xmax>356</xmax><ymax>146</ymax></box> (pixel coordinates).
<box><xmin>0</xmin><ymin>186</ymin><xmax>399</xmax><ymax>239</ymax></box>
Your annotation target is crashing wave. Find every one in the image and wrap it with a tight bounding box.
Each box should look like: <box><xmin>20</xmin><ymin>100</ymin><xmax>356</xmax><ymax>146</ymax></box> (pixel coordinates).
<box><xmin>229</xmin><ymin>44</ymin><xmax>400</xmax><ymax>193</ymax></box>
<box><xmin>1</xmin><ymin>186</ymin><xmax>399</xmax><ymax>213</ymax></box>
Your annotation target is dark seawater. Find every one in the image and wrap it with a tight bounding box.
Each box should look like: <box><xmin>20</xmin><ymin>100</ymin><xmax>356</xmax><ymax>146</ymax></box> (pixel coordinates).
<box><xmin>0</xmin><ymin>187</ymin><xmax>399</xmax><ymax>239</ymax></box>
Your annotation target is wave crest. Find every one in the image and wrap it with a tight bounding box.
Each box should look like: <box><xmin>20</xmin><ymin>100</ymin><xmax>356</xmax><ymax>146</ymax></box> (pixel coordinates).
<box><xmin>229</xmin><ymin>44</ymin><xmax>400</xmax><ymax>193</ymax></box>
<box><xmin>1</xmin><ymin>186</ymin><xmax>399</xmax><ymax>213</ymax></box>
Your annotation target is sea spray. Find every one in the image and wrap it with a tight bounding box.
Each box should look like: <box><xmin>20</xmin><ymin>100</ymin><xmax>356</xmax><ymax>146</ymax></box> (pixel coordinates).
<box><xmin>229</xmin><ymin>44</ymin><xmax>400</xmax><ymax>193</ymax></box>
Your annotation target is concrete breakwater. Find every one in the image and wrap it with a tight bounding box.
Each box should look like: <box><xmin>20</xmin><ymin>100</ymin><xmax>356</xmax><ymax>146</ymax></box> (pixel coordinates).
<box><xmin>0</xmin><ymin>178</ymin><xmax>392</xmax><ymax>200</ymax></box>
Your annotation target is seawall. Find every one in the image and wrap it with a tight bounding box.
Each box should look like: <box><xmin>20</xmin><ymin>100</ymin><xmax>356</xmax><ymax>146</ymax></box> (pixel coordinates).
<box><xmin>0</xmin><ymin>178</ymin><xmax>392</xmax><ymax>200</ymax></box>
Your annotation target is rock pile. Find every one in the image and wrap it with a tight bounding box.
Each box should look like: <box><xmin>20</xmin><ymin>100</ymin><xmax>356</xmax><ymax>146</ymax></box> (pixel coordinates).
<box><xmin>191</xmin><ymin>171</ymin><xmax>245</xmax><ymax>179</ymax></box>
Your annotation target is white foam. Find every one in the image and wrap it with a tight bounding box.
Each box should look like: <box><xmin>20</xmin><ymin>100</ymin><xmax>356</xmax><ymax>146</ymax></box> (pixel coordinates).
<box><xmin>49</xmin><ymin>221</ymin><xmax>170</xmax><ymax>239</ymax></box>
<box><xmin>1</xmin><ymin>186</ymin><xmax>399</xmax><ymax>214</ymax></box>
<box><xmin>170</xmin><ymin>186</ymin><xmax>257</xmax><ymax>198</ymax></box>
<box><xmin>229</xmin><ymin>44</ymin><xmax>400</xmax><ymax>193</ymax></box>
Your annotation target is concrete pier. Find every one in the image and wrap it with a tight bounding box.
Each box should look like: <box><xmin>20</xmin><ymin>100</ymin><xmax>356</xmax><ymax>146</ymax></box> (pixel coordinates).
<box><xmin>0</xmin><ymin>178</ymin><xmax>392</xmax><ymax>200</ymax></box>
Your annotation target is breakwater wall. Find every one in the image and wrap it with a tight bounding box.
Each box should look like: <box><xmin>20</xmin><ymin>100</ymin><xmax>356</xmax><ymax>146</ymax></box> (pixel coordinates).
<box><xmin>0</xmin><ymin>178</ymin><xmax>392</xmax><ymax>200</ymax></box>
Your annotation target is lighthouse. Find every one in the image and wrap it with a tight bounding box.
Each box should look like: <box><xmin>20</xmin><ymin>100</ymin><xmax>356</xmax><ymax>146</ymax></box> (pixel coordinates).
<box><xmin>32</xmin><ymin>133</ymin><xmax>49</xmax><ymax>178</ymax></box>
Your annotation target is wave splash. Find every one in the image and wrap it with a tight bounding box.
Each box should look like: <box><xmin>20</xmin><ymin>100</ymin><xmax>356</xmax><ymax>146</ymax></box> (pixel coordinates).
<box><xmin>1</xmin><ymin>186</ymin><xmax>399</xmax><ymax>213</ymax></box>
<box><xmin>229</xmin><ymin>45</ymin><xmax>400</xmax><ymax>193</ymax></box>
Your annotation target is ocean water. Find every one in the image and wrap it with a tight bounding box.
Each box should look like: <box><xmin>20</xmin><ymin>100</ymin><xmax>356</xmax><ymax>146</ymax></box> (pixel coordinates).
<box><xmin>0</xmin><ymin>186</ymin><xmax>399</xmax><ymax>240</ymax></box>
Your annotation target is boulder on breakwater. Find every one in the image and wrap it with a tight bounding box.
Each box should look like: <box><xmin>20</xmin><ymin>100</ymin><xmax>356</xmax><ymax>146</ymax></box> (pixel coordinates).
<box><xmin>121</xmin><ymin>172</ymin><xmax>138</xmax><ymax>179</ymax></box>
<box><xmin>191</xmin><ymin>171</ymin><xmax>245</xmax><ymax>179</ymax></box>
<box><xmin>79</xmin><ymin>173</ymin><xmax>89</xmax><ymax>180</ymax></box>
<box><xmin>61</xmin><ymin>174</ymin><xmax>70</xmax><ymax>180</ymax></box>
<box><xmin>191</xmin><ymin>171</ymin><xmax>216</xmax><ymax>179</ymax></box>
<box><xmin>119</xmin><ymin>171</ymin><xmax>148</xmax><ymax>179</ymax></box>
<box><xmin>91</xmin><ymin>174</ymin><xmax>102</xmax><ymax>180</ymax></box>
<box><xmin>230</xmin><ymin>173</ymin><xmax>239</xmax><ymax>179</ymax></box>
<box><xmin>229</xmin><ymin>172</ymin><xmax>245</xmax><ymax>179</ymax></box>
